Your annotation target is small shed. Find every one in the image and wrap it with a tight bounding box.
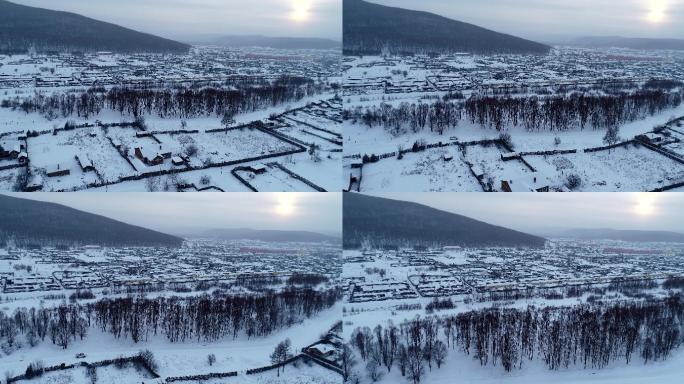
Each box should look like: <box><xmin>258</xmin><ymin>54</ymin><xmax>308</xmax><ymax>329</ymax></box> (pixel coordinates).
<box><xmin>46</xmin><ymin>163</ymin><xmax>70</xmax><ymax>177</ymax></box>
<box><xmin>76</xmin><ymin>153</ymin><xmax>95</xmax><ymax>172</ymax></box>
<box><xmin>250</xmin><ymin>163</ymin><xmax>268</xmax><ymax>174</ymax></box>
<box><xmin>640</xmin><ymin>132</ymin><xmax>664</xmax><ymax>144</ymax></box>
<box><xmin>171</xmin><ymin>156</ymin><xmax>186</xmax><ymax>166</ymax></box>
<box><xmin>25</xmin><ymin>175</ymin><xmax>43</xmax><ymax>192</ymax></box>
<box><xmin>470</xmin><ymin>164</ymin><xmax>485</xmax><ymax>179</ymax></box>
<box><xmin>500</xmin><ymin>152</ymin><xmax>520</xmax><ymax>161</ymax></box>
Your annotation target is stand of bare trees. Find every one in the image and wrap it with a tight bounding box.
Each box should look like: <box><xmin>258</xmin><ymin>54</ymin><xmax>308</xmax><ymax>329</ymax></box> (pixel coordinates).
<box><xmin>347</xmin><ymin>295</ymin><xmax>684</xmax><ymax>383</ymax></box>
<box><xmin>0</xmin><ymin>288</ymin><xmax>339</xmax><ymax>355</ymax></box>
<box><xmin>1</xmin><ymin>75</ymin><xmax>324</xmax><ymax>120</ymax></box>
<box><xmin>343</xmin><ymin>88</ymin><xmax>683</xmax><ymax>136</ymax></box>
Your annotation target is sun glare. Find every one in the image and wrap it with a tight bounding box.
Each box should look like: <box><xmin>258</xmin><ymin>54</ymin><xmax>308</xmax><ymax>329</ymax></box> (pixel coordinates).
<box><xmin>290</xmin><ymin>0</ymin><xmax>312</xmax><ymax>23</ymax></box>
<box><xmin>633</xmin><ymin>193</ymin><xmax>657</xmax><ymax>217</ymax></box>
<box><xmin>646</xmin><ymin>0</ymin><xmax>668</xmax><ymax>24</ymax></box>
<box><xmin>275</xmin><ymin>194</ymin><xmax>297</xmax><ymax>216</ymax></box>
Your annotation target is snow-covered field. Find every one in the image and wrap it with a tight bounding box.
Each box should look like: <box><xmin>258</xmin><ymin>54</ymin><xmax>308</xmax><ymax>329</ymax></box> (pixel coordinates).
<box><xmin>0</xmin><ymin>305</ymin><xmax>341</xmax><ymax>381</ymax></box>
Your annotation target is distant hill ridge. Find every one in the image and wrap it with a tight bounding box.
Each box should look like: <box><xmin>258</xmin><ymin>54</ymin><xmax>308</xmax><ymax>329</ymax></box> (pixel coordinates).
<box><xmin>0</xmin><ymin>0</ymin><xmax>190</xmax><ymax>54</ymax></box>
<box><xmin>570</xmin><ymin>36</ymin><xmax>684</xmax><ymax>51</ymax></box>
<box><xmin>343</xmin><ymin>0</ymin><xmax>551</xmax><ymax>55</ymax></box>
<box><xmin>555</xmin><ymin>228</ymin><xmax>684</xmax><ymax>243</ymax></box>
<box><xmin>209</xmin><ymin>35</ymin><xmax>341</xmax><ymax>50</ymax></box>
<box><xmin>0</xmin><ymin>195</ymin><xmax>183</xmax><ymax>248</ymax></box>
<box><xmin>343</xmin><ymin>194</ymin><xmax>546</xmax><ymax>249</ymax></box>
<box><xmin>201</xmin><ymin>228</ymin><xmax>339</xmax><ymax>243</ymax></box>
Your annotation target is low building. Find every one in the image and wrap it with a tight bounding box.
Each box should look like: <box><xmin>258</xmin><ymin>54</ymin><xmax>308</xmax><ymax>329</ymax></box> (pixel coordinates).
<box><xmin>0</xmin><ymin>139</ymin><xmax>22</xmax><ymax>158</ymax></box>
<box><xmin>500</xmin><ymin>152</ymin><xmax>520</xmax><ymax>161</ymax></box>
<box><xmin>46</xmin><ymin>163</ymin><xmax>70</xmax><ymax>177</ymax></box>
<box><xmin>250</xmin><ymin>163</ymin><xmax>268</xmax><ymax>174</ymax></box>
<box><xmin>637</xmin><ymin>132</ymin><xmax>664</xmax><ymax>145</ymax></box>
<box><xmin>75</xmin><ymin>153</ymin><xmax>95</xmax><ymax>172</ymax></box>
<box><xmin>470</xmin><ymin>164</ymin><xmax>485</xmax><ymax>180</ymax></box>
<box><xmin>135</xmin><ymin>144</ymin><xmax>171</xmax><ymax>166</ymax></box>
<box><xmin>25</xmin><ymin>175</ymin><xmax>43</xmax><ymax>191</ymax></box>
<box><xmin>171</xmin><ymin>156</ymin><xmax>186</xmax><ymax>166</ymax></box>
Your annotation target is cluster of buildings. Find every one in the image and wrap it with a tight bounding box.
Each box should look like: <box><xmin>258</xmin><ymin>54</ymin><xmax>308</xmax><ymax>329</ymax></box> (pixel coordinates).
<box><xmin>343</xmin><ymin>240</ymin><xmax>684</xmax><ymax>303</ymax></box>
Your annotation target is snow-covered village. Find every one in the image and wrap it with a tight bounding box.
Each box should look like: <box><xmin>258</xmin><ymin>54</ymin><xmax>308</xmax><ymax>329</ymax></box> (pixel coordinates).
<box><xmin>341</xmin><ymin>193</ymin><xmax>684</xmax><ymax>384</ymax></box>
<box><xmin>0</xmin><ymin>47</ymin><xmax>342</xmax><ymax>192</ymax></box>
<box><xmin>342</xmin><ymin>0</ymin><xmax>684</xmax><ymax>193</ymax></box>
<box><xmin>4</xmin><ymin>0</ymin><xmax>684</xmax><ymax>383</ymax></box>
<box><xmin>342</xmin><ymin>48</ymin><xmax>684</xmax><ymax>192</ymax></box>
<box><xmin>0</xmin><ymin>193</ymin><xmax>344</xmax><ymax>384</ymax></box>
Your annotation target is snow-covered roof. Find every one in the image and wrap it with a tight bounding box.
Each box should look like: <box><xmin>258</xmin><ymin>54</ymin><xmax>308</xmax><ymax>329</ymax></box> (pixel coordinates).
<box><xmin>0</xmin><ymin>139</ymin><xmax>21</xmax><ymax>152</ymax></box>
<box><xmin>471</xmin><ymin>165</ymin><xmax>485</xmax><ymax>177</ymax></box>
<box><xmin>643</xmin><ymin>132</ymin><xmax>662</xmax><ymax>141</ymax></box>
<box><xmin>136</xmin><ymin>143</ymin><xmax>168</xmax><ymax>160</ymax></box>
<box><xmin>27</xmin><ymin>175</ymin><xmax>43</xmax><ymax>188</ymax></box>
<box><xmin>76</xmin><ymin>153</ymin><xmax>93</xmax><ymax>169</ymax></box>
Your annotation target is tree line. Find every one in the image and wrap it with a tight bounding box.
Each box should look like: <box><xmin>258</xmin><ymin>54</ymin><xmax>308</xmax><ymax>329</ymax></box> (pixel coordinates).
<box><xmin>0</xmin><ymin>288</ymin><xmax>339</xmax><ymax>354</ymax></box>
<box><xmin>343</xmin><ymin>89</ymin><xmax>683</xmax><ymax>136</ymax></box>
<box><xmin>346</xmin><ymin>295</ymin><xmax>684</xmax><ymax>383</ymax></box>
<box><xmin>1</xmin><ymin>75</ymin><xmax>324</xmax><ymax>120</ymax></box>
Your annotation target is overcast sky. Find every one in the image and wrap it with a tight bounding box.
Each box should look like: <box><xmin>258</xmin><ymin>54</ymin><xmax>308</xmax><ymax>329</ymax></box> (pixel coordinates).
<box><xmin>12</xmin><ymin>0</ymin><xmax>341</xmax><ymax>41</ymax></box>
<box><xmin>8</xmin><ymin>193</ymin><xmax>341</xmax><ymax>236</ymax></box>
<box><xmin>369</xmin><ymin>0</ymin><xmax>684</xmax><ymax>42</ymax></box>
<box><xmin>367</xmin><ymin>193</ymin><xmax>684</xmax><ymax>235</ymax></box>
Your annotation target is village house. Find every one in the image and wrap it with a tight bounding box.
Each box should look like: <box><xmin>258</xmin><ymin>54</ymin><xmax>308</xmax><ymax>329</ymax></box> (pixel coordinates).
<box><xmin>171</xmin><ymin>155</ymin><xmax>187</xmax><ymax>166</ymax></box>
<box><xmin>134</xmin><ymin>144</ymin><xmax>172</xmax><ymax>165</ymax></box>
<box><xmin>249</xmin><ymin>163</ymin><xmax>268</xmax><ymax>174</ymax></box>
<box><xmin>0</xmin><ymin>139</ymin><xmax>23</xmax><ymax>159</ymax></box>
<box><xmin>637</xmin><ymin>132</ymin><xmax>665</xmax><ymax>145</ymax></box>
<box><xmin>75</xmin><ymin>153</ymin><xmax>95</xmax><ymax>172</ymax></box>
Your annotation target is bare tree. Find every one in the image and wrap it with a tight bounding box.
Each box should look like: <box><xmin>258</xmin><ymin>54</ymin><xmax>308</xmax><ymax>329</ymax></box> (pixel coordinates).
<box><xmin>434</xmin><ymin>340</ymin><xmax>448</xmax><ymax>368</ymax></box>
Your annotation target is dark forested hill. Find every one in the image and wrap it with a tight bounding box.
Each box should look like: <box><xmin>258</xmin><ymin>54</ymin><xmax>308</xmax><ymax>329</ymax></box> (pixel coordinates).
<box><xmin>343</xmin><ymin>0</ymin><xmax>550</xmax><ymax>55</ymax></box>
<box><xmin>0</xmin><ymin>0</ymin><xmax>190</xmax><ymax>54</ymax></box>
<box><xmin>210</xmin><ymin>35</ymin><xmax>341</xmax><ymax>50</ymax></box>
<box><xmin>201</xmin><ymin>228</ymin><xmax>339</xmax><ymax>243</ymax></box>
<box><xmin>343</xmin><ymin>194</ymin><xmax>546</xmax><ymax>249</ymax></box>
<box><xmin>0</xmin><ymin>195</ymin><xmax>183</xmax><ymax>247</ymax></box>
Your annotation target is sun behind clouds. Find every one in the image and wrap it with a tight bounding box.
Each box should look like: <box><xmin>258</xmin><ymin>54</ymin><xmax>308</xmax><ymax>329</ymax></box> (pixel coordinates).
<box><xmin>633</xmin><ymin>193</ymin><xmax>657</xmax><ymax>217</ymax></box>
<box><xmin>290</xmin><ymin>0</ymin><xmax>312</xmax><ymax>23</ymax></box>
<box><xmin>275</xmin><ymin>193</ymin><xmax>297</xmax><ymax>216</ymax></box>
<box><xmin>646</xmin><ymin>0</ymin><xmax>668</xmax><ymax>24</ymax></box>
